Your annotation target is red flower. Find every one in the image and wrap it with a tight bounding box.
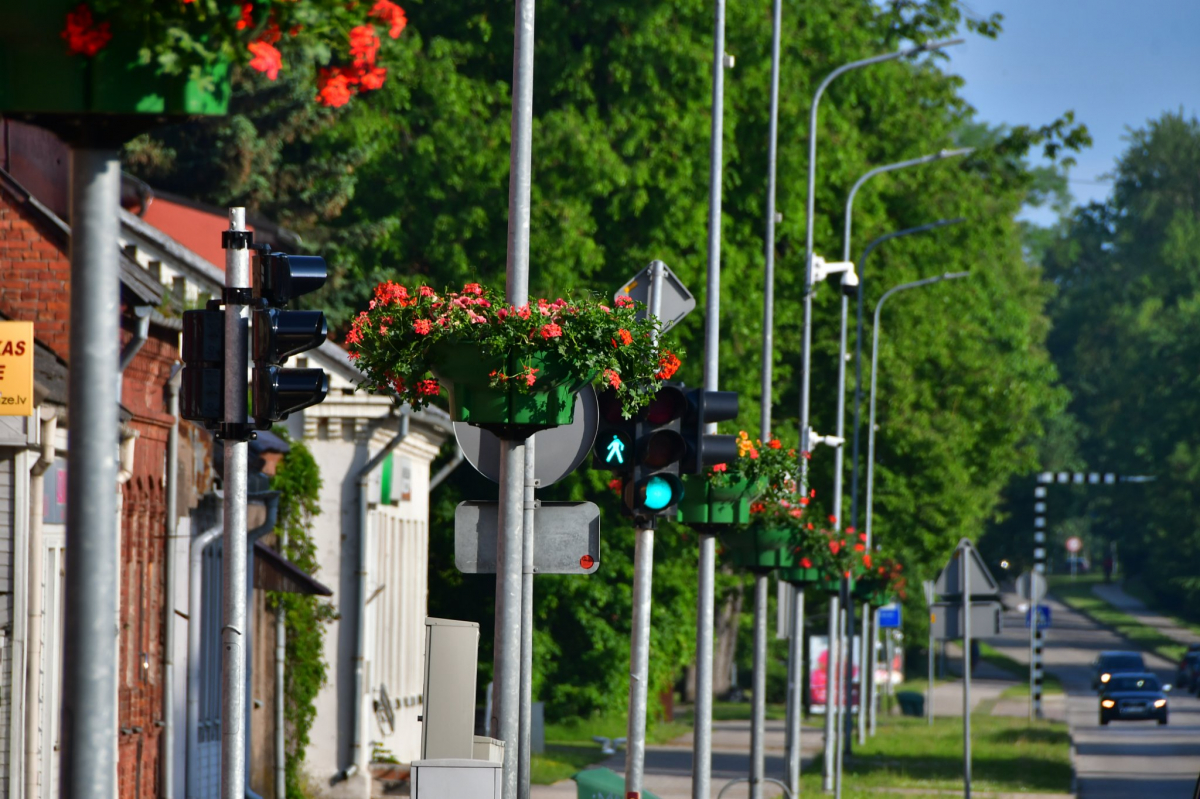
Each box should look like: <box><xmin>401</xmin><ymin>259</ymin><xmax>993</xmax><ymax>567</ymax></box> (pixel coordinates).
<box><xmin>854</xmin><ymin>543</ymin><xmax>865</xmax><ymax>552</ymax></box>
<box><xmin>418</xmin><ymin>286</ymin><xmax>436</xmax><ymax>298</ymax></box>
<box><xmin>463</xmin><ymin>283</ymin><xmax>484</xmax><ymax>296</ymax></box>
<box><xmin>417</xmin><ymin>379</ymin><xmax>440</xmax><ymax>396</ymax></box>
<box><xmin>369</xmin><ymin>0</ymin><xmax>409</xmax><ymax>39</ymax></box>
<box><xmin>522</xmin><ymin>367</ymin><xmax>539</xmax><ymax>388</ymax></box>
<box><xmin>617</xmin><ymin>328</ymin><xmax>633</xmax><ymax>346</ymax></box>
<box><xmin>614</xmin><ymin>295</ymin><xmax>634</xmax><ymax>308</ymax></box>
<box><xmin>769</xmin><ymin>439</ymin><xmax>782</xmax><ymax>449</ymax></box>
<box><xmin>61</xmin><ymin>4</ymin><xmax>112</xmax><ymax>57</ymax></box>
<box><xmin>656</xmin><ymin>351</ymin><xmax>681</xmax><ymax>380</ymax></box>
<box><xmin>413</xmin><ymin>319</ymin><xmax>432</xmax><ymax>335</ymax></box>
<box><xmin>235</xmin><ymin>3</ymin><xmax>254</xmax><ymax>31</ymax></box>
<box><xmin>789</xmin><ymin>509</ymin><xmax>803</xmax><ymax>518</ymax></box>
<box><xmin>259</xmin><ymin>21</ymin><xmax>282</xmax><ymax>44</ymax></box>
<box><xmin>349</xmin><ymin>24</ymin><xmax>381</xmax><ymax>66</ymax></box>
<box><xmin>829</xmin><ymin>540</ymin><xmax>841</xmax><ymax>554</ymax></box>
<box><xmin>800</xmin><ymin>557</ymin><xmax>813</xmax><ymax>569</ymax></box>
<box><xmin>247</xmin><ymin>40</ymin><xmax>282</xmax><ymax>80</ymax></box>
<box><xmin>374</xmin><ymin>281</ymin><xmax>409</xmax><ymax>305</ymax></box>
<box><xmin>711</xmin><ymin>463</ymin><xmax>727</xmax><ymax>473</ymax></box>
<box><xmin>540</xmin><ymin>323</ymin><xmax>563</xmax><ymax>339</ymax></box>
<box><xmin>749</xmin><ymin>502</ymin><xmax>765</xmax><ymax>514</ymax></box>
<box><xmin>863</xmin><ymin>554</ymin><xmax>873</xmax><ymax>569</ymax></box>
<box><xmin>358</xmin><ymin>66</ymin><xmax>387</xmax><ymax>91</ymax></box>
<box><xmin>828</xmin><ymin>515</ymin><xmax>837</xmax><ymax>524</ymax></box>
<box><xmin>802</xmin><ymin>450</ymin><xmax>812</xmax><ymax>460</ymax></box>
<box><xmin>604</xmin><ymin>369</ymin><xmax>621</xmax><ymax>389</ymax></box>
<box><xmin>317</xmin><ymin>68</ymin><xmax>354</xmax><ymax>107</ymax></box>
<box><xmin>608</xmin><ymin>478</ymin><xmax>623</xmax><ymax>492</ymax></box>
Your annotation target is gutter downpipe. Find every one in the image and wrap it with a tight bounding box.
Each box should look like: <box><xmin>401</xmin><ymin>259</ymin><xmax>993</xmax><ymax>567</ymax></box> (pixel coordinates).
<box><xmin>187</xmin><ymin>521</ymin><xmax>224</xmax><ymax>799</ymax></box>
<box><xmin>162</xmin><ymin>364</ymin><xmax>182</xmax><ymax>799</ymax></box>
<box><xmin>24</xmin><ymin>408</ymin><xmax>58</xmax><ymax>799</ymax></box>
<box><xmin>342</xmin><ymin>412</ymin><xmax>410</xmax><ymax>781</ymax></box>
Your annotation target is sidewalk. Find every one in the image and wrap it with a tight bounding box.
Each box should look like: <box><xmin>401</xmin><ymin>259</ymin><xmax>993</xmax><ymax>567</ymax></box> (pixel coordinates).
<box><xmin>1091</xmin><ymin>582</ymin><xmax>1200</xmax><ymax>647</ymax></box>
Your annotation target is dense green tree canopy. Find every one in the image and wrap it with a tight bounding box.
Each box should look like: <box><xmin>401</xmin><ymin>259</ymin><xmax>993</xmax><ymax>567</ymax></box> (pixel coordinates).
<box><xmin>124</xmin><ymin>0</ymin><xmax>1084</xmax><ymax>716</ymax></box>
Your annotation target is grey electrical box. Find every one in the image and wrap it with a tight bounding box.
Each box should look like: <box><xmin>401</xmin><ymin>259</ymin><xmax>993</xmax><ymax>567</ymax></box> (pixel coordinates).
<box><xmin>411</xmin><ymin>758</ymin><xmax>501</xmax><ymax>799</ymax></box>
<box><xmin>422</xmin><ymin>618</ymin><xmax>480</xmax><ymax>760</ymax></box>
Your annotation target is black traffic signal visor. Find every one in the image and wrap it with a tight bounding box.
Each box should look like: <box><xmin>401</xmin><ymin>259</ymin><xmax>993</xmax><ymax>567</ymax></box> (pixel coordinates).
<box><xmin>252</xmin><ymin>308</ymin><xmax>328</xmax><ymax>364</ymax></box>
<box><xmin>644</xmin><ymin>385</ymin><xmax>687</xmax><ymax>424</ymax></box>
<box><xmin>256</xmin><ymin>251</ymin><xmax>328</xmax><ymax>305</ymax></box>
<box><xmin>253</xmin><ymin>366</ymin><xmax>329</xmax><ymax>422</ymax></box>
<box><xmin>638</xmin><ymin>429</ymin><xmax>685</xmax><ymax>468</ymax></box>
<box><xmin>688</xmin><ymin>389</ymin><xmax>739</xmax><ymax>425</ymax></box>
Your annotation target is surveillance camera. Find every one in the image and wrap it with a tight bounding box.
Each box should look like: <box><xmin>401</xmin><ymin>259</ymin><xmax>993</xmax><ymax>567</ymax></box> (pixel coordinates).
<box><xmin>840</xmin><ymin>268</ymin><xmax>859</xmax><ymax>296</ymax></box>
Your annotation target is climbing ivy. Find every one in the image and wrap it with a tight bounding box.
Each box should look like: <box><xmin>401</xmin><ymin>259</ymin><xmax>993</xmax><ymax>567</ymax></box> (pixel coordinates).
<box><xmin>268</xmin><ymin>429</ymin><xmax>337</xmax><ymax>799</ymax></box>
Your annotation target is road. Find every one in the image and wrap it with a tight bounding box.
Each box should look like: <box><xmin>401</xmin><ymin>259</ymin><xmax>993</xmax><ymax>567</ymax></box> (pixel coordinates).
<box><xmin>990</xmin><ymin>588</ymin><xmax>1200</xmax><ymax>799</ymax></box>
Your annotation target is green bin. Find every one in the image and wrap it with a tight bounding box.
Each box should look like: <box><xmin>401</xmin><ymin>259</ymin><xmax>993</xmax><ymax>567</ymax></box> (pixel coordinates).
<box><xmin>572</xmin><ymin>767</ymin><xmax>661</xmax><ymax>799</ymax></box>
<box><xmin>896</xmin><ymin>691</ymin><xmax>925</xmax><ymax>717</ymax></box>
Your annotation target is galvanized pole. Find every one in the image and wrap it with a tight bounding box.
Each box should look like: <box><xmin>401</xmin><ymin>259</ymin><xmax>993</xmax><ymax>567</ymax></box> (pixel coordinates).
<box><xmin>276</xmin><ymin>527</ymin><xmax>288</xmax><ymax>799</ymax></box>
<box><xmin>858</xmin><ymin>608</ymin><xmax>868</xmax><ymax>744</ymax></box>
<box><xmin>61</xmin><ymin>147</ymin><xmax>121</xmax><ymax>799</ymax></box>
<box><xmin>749</xmin><ymin>574</ymin><xmax>769</xmax><ymax>799</ymax></box>
<box><xmin>693</xmin><ymin>0</ymin><xmax>727</xmax><ymax>791</ymax></box>
<box><xmin>494</xmin><ymin>1</ymin><xmax>535</xmax><ymax>797</ymax></box>
<box><xmin>626</xmin><ymin>526</ymin><xmax>655</xmax><ymax>798</ymax></box>
<box><xmin>834</xmin><ymin>604</ymin><xmax>847</xmax><ymax>798</ymax></box>
<box><xmin>962</xmin><ymin>547</ymin><xmax>972</xmax><ymax>799</ymax></box>
<box><xmin>759</xmin><ymin>0</ymin><xmax>782</xmax><ymax>441</ymax></box>
<box><xmin>785</xmin><ymin>585</ymin><xmax>805</xmax><ymax>793</ymax></box>
<box><xmin>221</xmin><ymin>208</ymin><xmax>251</xmax><ymax>799</ymax></box>
<box><xmin>822</xmin><ymin>594</ymin><xmax>839</xmax><ymax>792</ymax></box>
<box><xmin>518</xmin><ymin>439</ymin><xmax>536</xmax><ymax>799</ymax></box>
<box><xmin>926</xmin><ymin>581</ymin><xmax>935</xmax><ymax>727</ymax></box>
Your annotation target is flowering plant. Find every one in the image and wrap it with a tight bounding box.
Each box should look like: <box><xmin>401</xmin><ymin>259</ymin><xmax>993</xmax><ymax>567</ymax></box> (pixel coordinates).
<box><xmin>856</xmin><ymin>554</ymin><xmax>907</xmax><ymax>603</ymax></box>
<box><xmin>744</xmin><ymin>486</ymin><xmax>871</xmax><ymax>580</ymax></box>
<box><xmin>345</xmin><ymin>281</ymin><xmax>682</xmax><ymax>417</ymax></box>
<box><xmin>707</xmin><ymin>431</ymin><xmax>800</xmax><ymax>502</ymax></box>
<box><xmin>58</xmin><ymin>0</ymin><xmax>408</xmax><ymax>107</ymax></box>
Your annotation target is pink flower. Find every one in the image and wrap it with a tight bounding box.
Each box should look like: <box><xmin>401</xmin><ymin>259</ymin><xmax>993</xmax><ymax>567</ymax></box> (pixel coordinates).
<box><xmin>522</xmin><ymin>367</ymin><xmax>539</xmax><ymax>387</ymax></box>
<box><xmin>516</xmin><ymin>305</ymin><xmax>532</xmax><ymax>320</ymax></box>
<box><xmin>463</xmin><ymin>283</ymin><xmax>484</xmax><ymax>296</ymax></box>
<box><xmin>539</xmin><ymin>323</ymin><xmax>563</xmax><ymax>339</ymax></box>
<box><xmin>419</xmin><ymin>286</ymin><xmax>436</xmax><ymax>298</ymax></box>
<box><xmin>615</xmin><ymin>295</ymin><xmax>634</xmax><ymax>307</ymax></box>
<box><xmin>711</xmin><ymin>463</ymin><xmax>728</xmax><ymax>473</ymax></box>
<box><xmin>413</xmin><ymin>319</ymin><xmax>432</xmax><ymax>335</ymax></box>
<box><xmin>417</xmin><ymin>379</ymin><xmax>440</xmax><ymax>396</ymax></box>
<box><xmin>789</xmin><ymin>509</ymin><xmax>803</xmax><ymax>518</ymax></box>
<box><xmin>800</xmin><ymin>557</ymin><xmax>813</xmax><ymax>569</ymax></box>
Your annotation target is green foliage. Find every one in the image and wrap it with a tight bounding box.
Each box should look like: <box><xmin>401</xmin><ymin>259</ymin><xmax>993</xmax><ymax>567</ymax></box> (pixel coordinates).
<box><xmin>124</xmin><ymin>0</ymin><xmax>1085</xmax><ymax>719</ymax></box>
<box><xmin>267</xmin><ymin>429</ymin><xmax>337</xmax><ymax>799</ymax></box>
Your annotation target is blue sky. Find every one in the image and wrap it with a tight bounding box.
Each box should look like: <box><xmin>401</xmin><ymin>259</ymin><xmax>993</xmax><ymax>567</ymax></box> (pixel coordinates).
<box><xmin>946</xmin><ymin>0</ymin><xmax>1200</xmax><ymax>223</ymax></box>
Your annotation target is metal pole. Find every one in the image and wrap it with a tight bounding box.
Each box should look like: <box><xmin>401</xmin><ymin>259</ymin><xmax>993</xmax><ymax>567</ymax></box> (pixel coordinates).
<box><xmin>221</xmin><ymin>208</ymin><xmax>251</xmax><ymax>799</ymax></box>
<box><xmin>759</xmin><ymin>0</ymin><xmax>782</xmax><ymax>439</ymax></box>
<box><xmin>848</xmin><ymin>218</ymin><xmax>964</xmax><ymax>539</ymax></box>
<box><xmin>834</xmin><ymin>603</ymin><xmax>847</xmax><ymax>798</ymax></box>
<box><xmin>61</xmin><ymin>147</ymin><xmax>121</xmax><ymax>799</ymax></box>
<box><xmin>693</xmin><ymin>533</ymin><xmax>717</xmax><ymax>799</ymax></box>
<box><xmin>626</xmin><ymin>527</ymin><xmax>656</xmax><ymax>798</ymax></box>
<box><xmin>1028</xmin><ymin>571</ymin><xmax>1036</xmax><ymax>724</ymax></box>
<box><xmin>276</xmin><ymin>526</ymin><xmax>287</xmax><ymax>799</ymax></box>
<box><xmin>749</xmin><ymin>574</ymin><xmax>769</xmax><ymax>799</ymax></box>
<box><xmin>518</xmin><ymin>438</ymin><xmax>536</xmax><ymax>799</ymax></box>
<box><xmin>1033</xmin><ymin>483</ymin><xmax>1048</xmax><ymax>720</ymax></box>
<box><xmin>927</xmin><ymin>582</ymin><xmax>935</xmax><ymax>727</ymax></box>
<box><xmin>785</xmin><ymin>585</ymin><xmax>805</xmax><ymax>795</ymax></box>
<box><xmin>163</xmin><ymin>368</ymin><xmax>181</xmax><ymax>799</ymax></box>
<box><xmin>858</xmin><ymin>602</ymin><xmax>868</xmax><ymax>744</ymax></box>
<box><xmin>822</xmin><ymin>594</ymin><xmax>839</xmax><ymax>792</ymax></box>
<box><xmin>864</xmin><ymin>273</ymin><xmax>970</xmax><ymax>549</ymax></box>
<box><xmin>495</xmin><ymin>0</ymin><xmax>535</xmax><ymax>795</ymax></box>
<box><xmin>962</xmin><ymin>547</ymin><xmax>971</xmax><ymax>799</ymax></box>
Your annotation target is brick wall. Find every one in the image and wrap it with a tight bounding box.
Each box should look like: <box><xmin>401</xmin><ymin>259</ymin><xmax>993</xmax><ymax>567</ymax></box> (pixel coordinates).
<box><xmin>0</xmin><ymin>192</ymin><xmax>71</xmax><ymax>359</ymax></box>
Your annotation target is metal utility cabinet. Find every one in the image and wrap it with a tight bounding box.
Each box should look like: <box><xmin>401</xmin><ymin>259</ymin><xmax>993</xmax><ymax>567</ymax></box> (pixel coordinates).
<box><xmin>422</xmin><ymin>617</ymin><xmax>480</xmax><ymax>760</ymax></box>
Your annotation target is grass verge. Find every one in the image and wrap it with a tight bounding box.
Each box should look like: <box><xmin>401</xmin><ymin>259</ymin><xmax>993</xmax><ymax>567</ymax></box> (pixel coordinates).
<box><xmin>532</xmin><ymin>711</ymin><xmax>692</xmax><ymax>784</ymax></box>
<box><xmin>804</xmin><ymin>714</ymin><xmax>1072</xmax><ymax>796</ymax></box>
<box><xmin>976</xmin><ymin>642</ymin><xmax>1064</xmax><ymax>698</ymax></box>
<box><xmin>1049</xmin><ymin>575</ymin><xmax>1188</xmax><ymax>663</ymax></box>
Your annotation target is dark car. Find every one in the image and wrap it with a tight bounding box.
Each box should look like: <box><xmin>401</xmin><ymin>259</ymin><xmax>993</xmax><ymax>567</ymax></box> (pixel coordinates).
<box><xmin>1177</xmin><ymin>652</ymin><xmax>1200</xmax><ymax>692</ymax></box>
<box><xmin>1099</xmin><ymin>673</ymin><xmax>1170</xmax><ymax>726</ymax></box>
<box><xmin>1091</xmin><ymin>651</ymin><xmax>1146</xmax><ymax>691</ymax></box>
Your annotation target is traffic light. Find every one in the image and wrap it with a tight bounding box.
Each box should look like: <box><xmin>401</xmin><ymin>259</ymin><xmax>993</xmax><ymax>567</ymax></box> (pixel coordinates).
<box><xmin>593</xmin><ymin>389</ymin><xmax>636</xmax><ymax>473</ymax></box>
<box><xmin>681</xmin><ymin>389</ymin><xmax>739</xmax><ymax>473</ymax></box>
<box><xmin>628</xmin><ymin>385</ymin><xmax>687</xmax><ymax>519</ymax></box>
<box><xmin>180</xmin><ymin>309</ymin><xmax>224</xmax><ymax>426</ymax></box>
<box><xmin>250</xmin><ymin>250</ymin><xmax>330</xmax><ymax>426</ymax></box>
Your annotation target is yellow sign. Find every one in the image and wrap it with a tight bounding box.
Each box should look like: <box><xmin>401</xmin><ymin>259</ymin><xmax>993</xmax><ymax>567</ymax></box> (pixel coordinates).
<box><xmin>0</xmin><ymin>322</ymin><xmax>34</xmax><ymax>416</ymax></box>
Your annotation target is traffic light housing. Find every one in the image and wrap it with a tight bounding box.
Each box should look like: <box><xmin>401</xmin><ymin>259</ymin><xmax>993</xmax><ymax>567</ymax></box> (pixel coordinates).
<box><xmin>681</xmin><ymin>389</ymin><xmax>739</xmax><ymax>473</ymax></box>
<box><xmin>593</xmin><ymin>389</ymin><xmax>636</xmax><ymax>474</ymax></box>
<box><xmin>251</xmin><ymin>250</ymin><xmax>330</xmax><ymax>426</ymax></box>
<box><xmin>628</xmin><ymin>385</ymin><xmax>687</xmax><ymax>519</ymax></box>
<box><xmin>180</xmin><ymin>309</ymin><xmax>224</xmax><ymax>425</ymax></box>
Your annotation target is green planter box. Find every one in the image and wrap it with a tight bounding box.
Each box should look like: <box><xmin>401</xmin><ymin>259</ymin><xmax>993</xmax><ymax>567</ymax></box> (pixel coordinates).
<box><xmin>778</xmin><ymin>565</ymin><xmax>823</xmax><ymax>585</ymax></box>
<box><xmin>721</xmin><ymin>524</ymin><xmax>796</xmax><ymax>571</ymax></box>
<box><xmin>0</xmin><ymin>2</ymin><xmax>230</xmax><ymax>116</ymax></box>
<box><xmin>677</xmin><ymin>475</ymin><xmax>764</xmax><ymax>525</ymax></box>
<box><xmin>431</xmin><ymin>343</ymin><xmax>588</xmax><ymax>434</ymax></box>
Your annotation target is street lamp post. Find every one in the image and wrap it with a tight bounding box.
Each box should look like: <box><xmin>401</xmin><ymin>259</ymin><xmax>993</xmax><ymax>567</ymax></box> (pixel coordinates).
<box><xmin>833</xmin><ymin>151</ymin><xmax>971</xmax><ymax>759</ymax></box>
<box><xmin>789</xmin><ymin>39</ymin><xmax>961</xmax><ymax>795</ymax></box>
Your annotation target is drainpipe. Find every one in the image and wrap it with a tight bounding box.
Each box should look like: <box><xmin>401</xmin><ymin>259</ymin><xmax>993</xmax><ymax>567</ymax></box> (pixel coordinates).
<box><xmin>340</xmin><ymin>412</ymin><xmax>410</xmax><ymax>781</ymax></box>
<box><xmin>186</xmin><ymin>521</ymin><xmax>223</xmax><ymax>799</ymax></box>
<box><xmin>119</xmin><ymin>305</ymin><xmax>152</xmax><ymax>374</ymax></box>
<box><xmin>275</xmin><ymin>521</ymin><xmax>287</xmax><ymax>799</ymax></box>
<box><xmin>161</xmin><ymin>364</ymin><xmax>182</xmax><ymax>799</ymax></box>
<box><xmin>428</xmin><ymin>442</ymin><xmax>463</xmax><ymax>492</ymax></box>
<box><xmin>24</xmin><ymin>407</ymin><xmax>58</xmax><ymax>799</ymax></box>
<box><xmin>244</xmin><ymin>495</ymin><xmax>278</xmax><ymax>799</ymax></box>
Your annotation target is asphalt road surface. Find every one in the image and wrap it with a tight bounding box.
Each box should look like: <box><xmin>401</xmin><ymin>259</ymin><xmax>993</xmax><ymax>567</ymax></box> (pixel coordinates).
<box><xmin>990</xmin><ymin>589</ymin><xmax>1200</xmax><ymax>799</ymax></box>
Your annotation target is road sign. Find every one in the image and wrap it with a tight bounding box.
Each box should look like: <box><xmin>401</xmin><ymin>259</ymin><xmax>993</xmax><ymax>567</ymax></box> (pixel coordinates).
<box><xmin>616</xmin><ymin>260</ymin><xmax>695</xmax><ymax>334</ymax></box>
<box><xmin>929</xmin><ymin>601</ymin><xmax>1003</xmax><ymax>640</ymax></box>
<box><xmin>1065</xmin><ymin>536</ymin><xmax>1082</xmax><ymax>554</ymax></box>
<box><xmin>878</xmin><ymin>603</ymin><xmax>902</xmax><ymax>629</ymax></box>
<box><xmin>933</xmin><ymin>539</ymin><xmax>1000</xmax><ymax>597</ymax></box>
<box><xmin>454</xmin><ymin>385</ymin><xmax>598</xmax><ymax>488</ymax></box>
<box><xmin>0</xmin><ymin>321</ymin><xmax>34</xmax><ymax>416</ymax></box>
<box><xmin>1025</xmin><ymin>604</ymin><xmax>1051</xmax><ymax>629</ymax></box>
<box><xmin>454</xmin><ymin>500</ymin><xmax>600</xmax><ymax>574</ymax></box>
<box><xmin>1017</xmin><ymin>571</ymin><xmax>1046</xmax><ymax>602</ymax></box>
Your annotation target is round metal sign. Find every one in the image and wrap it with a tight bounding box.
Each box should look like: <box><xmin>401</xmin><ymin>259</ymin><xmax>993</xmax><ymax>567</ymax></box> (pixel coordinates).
<box><xmin>453</xmin><ymin>384</ymin><xmax>599</xmax><ymax>488</ymax></box>
<box><xmin>1065</xmin><ymin>536</ymin><xmax>1082</xmax><ymax>553</ymax></box>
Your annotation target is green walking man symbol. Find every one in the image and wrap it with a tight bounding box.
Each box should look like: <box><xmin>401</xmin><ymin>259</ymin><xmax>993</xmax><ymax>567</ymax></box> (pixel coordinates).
<box><xmin>605</xmin><ymin>435</ymin><xmax>626</xmax><ymax>465</ymax></box>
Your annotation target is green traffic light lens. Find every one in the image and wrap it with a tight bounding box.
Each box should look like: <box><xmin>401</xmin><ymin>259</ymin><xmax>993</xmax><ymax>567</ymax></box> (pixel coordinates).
<box><xmin>644</xmin><ymin>476</ymin><xmax>674</xmax><ymax>510</ymax></box>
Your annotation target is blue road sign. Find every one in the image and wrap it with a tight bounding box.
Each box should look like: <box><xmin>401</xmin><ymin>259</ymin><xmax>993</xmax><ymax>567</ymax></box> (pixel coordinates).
<box><xmin>878</xmin><ymin>603</ymin><xmax>902</xmax><ymax>629</ymax></box>
<box><xmin>1025</xmin><ymin>604</ymin><xmax>1051</xmax><ymax>629</ymax></box>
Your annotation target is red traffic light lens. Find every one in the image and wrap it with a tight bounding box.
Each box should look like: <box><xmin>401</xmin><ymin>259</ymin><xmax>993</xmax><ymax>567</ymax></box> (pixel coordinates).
<box><xmin>645</xmin><ymin>386</ymin><xmax>687</xmax><ymax>424</ymax></box>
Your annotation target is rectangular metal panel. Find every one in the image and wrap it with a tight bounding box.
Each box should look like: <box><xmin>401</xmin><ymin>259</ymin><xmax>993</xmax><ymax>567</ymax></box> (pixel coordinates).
<box><xmin>421</xmin><ymin>618</ymin><xmax>479</xmax><ymax>760</ymax></box>
<box><xmin>454</xmin><ymin>500</ymin><xmax>600</xmax><ymax>574</ymax></box>
<box><xmin>930</xmin><ymin>601</ymin><xmax>1003</xmax><ymax>640</ymax></box>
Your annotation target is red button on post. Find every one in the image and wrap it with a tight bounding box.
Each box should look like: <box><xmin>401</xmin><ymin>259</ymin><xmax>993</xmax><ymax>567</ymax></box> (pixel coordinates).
<box><xmin>580</xmin><ymin>554</ymin><xmax>595</xmax><ymax>570</ymax></box>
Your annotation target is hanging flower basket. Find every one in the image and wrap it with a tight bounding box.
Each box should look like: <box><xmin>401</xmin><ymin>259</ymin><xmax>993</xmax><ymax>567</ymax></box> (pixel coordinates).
<box><xmin>347</xmin><ymin>281</ymin><xmax>682</xmax><ymax>437</ymax></box>
<box><xmin>677</xmin><ymin>474</ymin><xmax>765</xmax><ymax>526</ymax></box>
<box><xmin>778</xmin><ymin>565</ymin><xmax>825</xmax><ymax>586</ymax></box>
<box><xmin>720</xmin><ymin>523</ymin><xmax>796</xmax><ymax>571</ymax></box>
<box><xmin>430</xmin><ymin>343</ymin><xmax>588</xmax><ymax>431</ymax></box>
<box><xmin>853</xmin><ymin>555</ymin><xmax>907</xmax><ymax>607</ymax></box>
